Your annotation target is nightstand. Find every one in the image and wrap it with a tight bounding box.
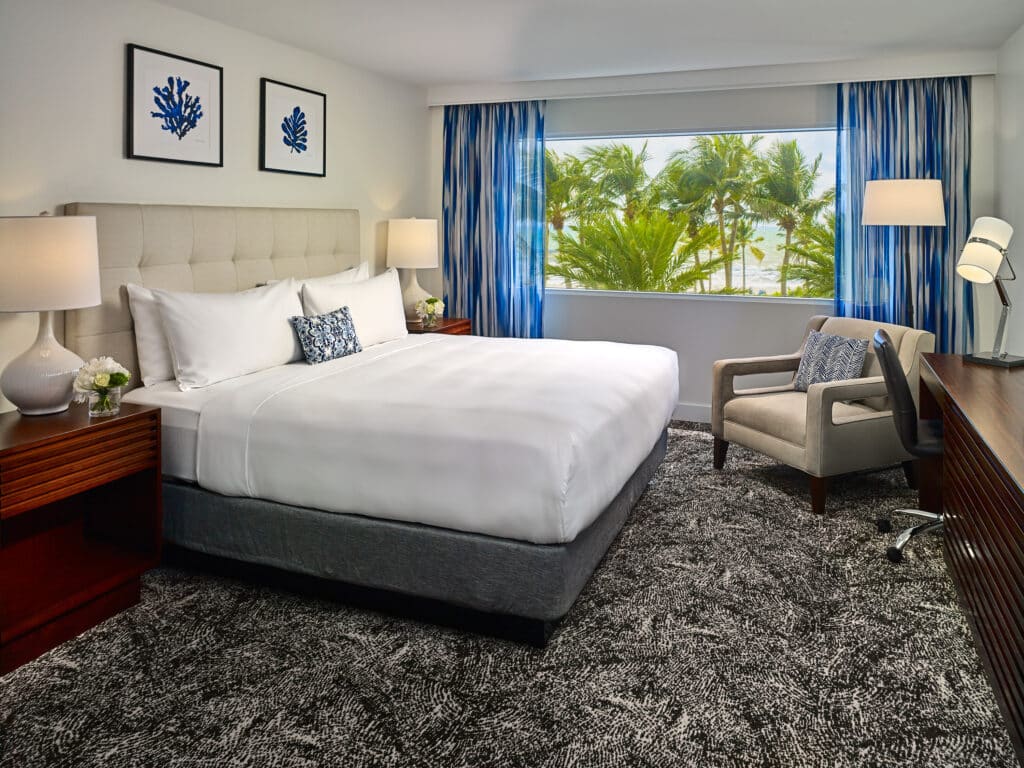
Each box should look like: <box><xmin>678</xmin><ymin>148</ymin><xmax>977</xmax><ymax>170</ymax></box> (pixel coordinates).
<box><xmin>406</xmin><ymin>317</ymin><xmax>472</xmax><ymax>335</ymax></box>
<box><xmin>0</xmin><ymin>404</ymin><xmax>162</xmax><ymax>675</ymax></box>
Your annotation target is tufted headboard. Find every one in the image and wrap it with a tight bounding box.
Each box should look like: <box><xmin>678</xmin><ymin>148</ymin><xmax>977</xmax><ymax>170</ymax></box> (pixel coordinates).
<box><xmin>62</xmin><ymin>203</ymin><xmax>361</xmax><ymax>391</ymax></box>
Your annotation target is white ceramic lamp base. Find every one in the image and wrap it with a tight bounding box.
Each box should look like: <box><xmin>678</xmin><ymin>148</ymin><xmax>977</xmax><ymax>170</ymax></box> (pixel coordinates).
<box><xmin>0</xmin><ymin>311</ymin><xmax>84</xmax><ymax>415</ymax></box>
<box><xmin>402</xmin><ymin>270</ymin><xmax>432</xmax><ymax>321</ymax></box>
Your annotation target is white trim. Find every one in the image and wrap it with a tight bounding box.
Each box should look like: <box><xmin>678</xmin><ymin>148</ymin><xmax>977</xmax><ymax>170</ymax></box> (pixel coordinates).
<box><xmin>673</xmin><ymin>401</ymin><xmax>711</xmax><ymax>424</ymax></box>
<box><xmin>545</xmin><ymin>287</ymin><xmax>834</xmax><ymax>309</ymax></box>
<box><xmin>426</xmin><ymin>50</ymin><xmax>997</xmax><ymax>106</ymax></box>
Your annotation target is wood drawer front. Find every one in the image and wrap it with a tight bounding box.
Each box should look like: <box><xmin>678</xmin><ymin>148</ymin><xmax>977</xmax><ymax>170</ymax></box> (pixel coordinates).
<box><xmin>0</xmin><ymin>412</ymin><xmax>159</xmax><ymax>520</ymax></box>
<box><xmin>943</xmin><ymin>401</ymin><xmax>1024</xmax><ymax>759</ymax></box>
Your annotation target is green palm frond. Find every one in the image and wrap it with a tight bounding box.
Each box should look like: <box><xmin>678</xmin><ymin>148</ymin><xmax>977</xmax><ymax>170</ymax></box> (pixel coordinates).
<box><xmin>548</xmin><ymin>211</ymin><xmax>722</xmax><ymax>293</ymax></box>
<box><xmin>787</xmin><ymin>212</ymin><xmax>836</xmax><ymax>297</ymax></box>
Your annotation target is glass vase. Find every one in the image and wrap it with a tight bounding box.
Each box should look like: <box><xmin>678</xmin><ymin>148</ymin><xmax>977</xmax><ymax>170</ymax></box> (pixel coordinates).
<box><xmin>421</xmin><ymin>314</ymin><xmax>439</xmax><ymax>328</ymax></box>
<box><xmin>88</xmin><ymin>386</ymin><xmax>122</xmax><ymax>417</ymax></box>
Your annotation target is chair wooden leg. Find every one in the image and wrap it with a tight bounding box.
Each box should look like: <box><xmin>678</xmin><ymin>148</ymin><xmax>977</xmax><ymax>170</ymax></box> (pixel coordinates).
<box><xmin>713</xmin><ymin>437</ymin><xmax>728</xmax><ymax>469</ymax></box>
<box><xmin>902</xmin><ymin>461</ymin><xmax>919</xmax><ymax>490</ymax></box>
<box><xmin>810</xmin><ymin>475</ymin><xmax>827</xmax><ymax>515</ymax></box>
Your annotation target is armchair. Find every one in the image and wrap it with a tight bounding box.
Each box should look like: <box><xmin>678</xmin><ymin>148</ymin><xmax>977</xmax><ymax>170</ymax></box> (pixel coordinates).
<box><xmin>711</xmin><ymin>316</ymin><xmax>935</xmax><ymax>515</ymax></box>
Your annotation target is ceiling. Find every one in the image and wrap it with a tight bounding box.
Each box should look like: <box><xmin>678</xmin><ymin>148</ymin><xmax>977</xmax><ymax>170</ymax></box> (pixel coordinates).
<box><xmin>157</xmin><ymin>0</ymin><xmax>1024</xmax><ymax>87</ymax></box>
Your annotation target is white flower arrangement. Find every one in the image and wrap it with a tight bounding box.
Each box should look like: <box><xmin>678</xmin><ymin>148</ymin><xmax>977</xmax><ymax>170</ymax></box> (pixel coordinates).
<box><xmin>74</xmin><ymin>356</ymin><xmax>130</xmax><ymax>414</ymax></box>
<box><xmin>415</xmin><ymin>296</ymin><xmax>445</xmax><ymax>325</ymax></box>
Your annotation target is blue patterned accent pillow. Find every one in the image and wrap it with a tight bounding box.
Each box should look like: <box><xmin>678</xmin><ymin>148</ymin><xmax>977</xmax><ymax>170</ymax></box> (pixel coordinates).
<box><xmin>794</xmin><ymin>329</ymin><xmax>869</xmax><ymax>392</ymax></box>
<box><xmin>289</xmin><ymin>307</ymin><xmax>362</xmax><ymax>364</ymax></box>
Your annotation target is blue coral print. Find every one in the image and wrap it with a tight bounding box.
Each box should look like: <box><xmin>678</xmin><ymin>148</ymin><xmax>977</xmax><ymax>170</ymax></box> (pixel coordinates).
<box><xmin>282</xmin><ymin>106</ymin><xmax>308</xmax><ymax>154</ymax></box>
<box><xmin>150</xmin><ymin>76</ymin><xmax>203</xmax><ymax>140</ymax></box>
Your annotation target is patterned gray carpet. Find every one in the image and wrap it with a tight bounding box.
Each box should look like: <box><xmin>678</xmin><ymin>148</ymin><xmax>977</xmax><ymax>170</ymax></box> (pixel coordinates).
<box><xmin>0</xmin><ymin>426</ymin><xmax>1016</xmax><ymax>767</ymax></box>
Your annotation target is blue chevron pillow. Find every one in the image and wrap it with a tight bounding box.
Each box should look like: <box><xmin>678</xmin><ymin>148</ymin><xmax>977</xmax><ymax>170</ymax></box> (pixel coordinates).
<box><xmin>794</xmin><ymin>330</ymin><xmax>869</xmax><ymax>392</ymax></box>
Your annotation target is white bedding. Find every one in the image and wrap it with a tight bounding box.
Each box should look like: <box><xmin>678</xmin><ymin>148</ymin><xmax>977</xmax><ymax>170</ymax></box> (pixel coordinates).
<box><xmin>128</xmin><ymin>335</ymin><xmax>678</xmax><ymax>544</ymax></box>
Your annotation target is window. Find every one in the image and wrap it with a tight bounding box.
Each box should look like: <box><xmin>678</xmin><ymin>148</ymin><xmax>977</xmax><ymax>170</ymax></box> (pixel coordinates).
<box><xmin>545</xmin><ymin>130</ymin><xmax>836</xmax><ymax>298</ymax></box>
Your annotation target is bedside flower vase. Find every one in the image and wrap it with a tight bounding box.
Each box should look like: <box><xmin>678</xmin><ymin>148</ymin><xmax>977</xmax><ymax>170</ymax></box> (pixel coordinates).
<box><xmin>88</xmin><ymin>386</ymin><xmax>122</xmax><ymax>417</ymax></box>
<box><xmin>421</xmin><ymin>315</ymin><xmax>438</xmax><ymax>328</ymax></box>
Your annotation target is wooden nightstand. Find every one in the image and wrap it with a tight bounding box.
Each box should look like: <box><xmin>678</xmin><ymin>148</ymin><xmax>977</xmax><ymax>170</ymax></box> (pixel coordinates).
<box><xmin>0</xmin><ymin>403</ymin><xmax>162</xmax><ymax>675</ymax></box>
<box><xmin>406</xmin><ymin>317</ymin><xmax>472</xmax><ymax>335</ymax></box>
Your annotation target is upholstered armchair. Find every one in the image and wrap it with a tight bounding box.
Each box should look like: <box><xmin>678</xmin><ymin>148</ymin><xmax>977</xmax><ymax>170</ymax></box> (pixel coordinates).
<box><xmin>711</xmin><ymin>315</ymin><xmax>935</xmax><ymax>515</ymax></box>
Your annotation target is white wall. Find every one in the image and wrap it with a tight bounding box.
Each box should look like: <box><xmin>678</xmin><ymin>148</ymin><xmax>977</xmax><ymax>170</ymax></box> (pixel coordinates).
<box><xmin>545</xmin><ymin>291</ymin><xmax>830</xmax><ymax>421</ymax></box>
<box><xmin>971</xmin><ymin>75</ymin><xmax>999</xmax><ymax>350</ymax></box>
<box><xmin>0</xmin><ymin>0</ymin><xmax>431</xmax><ymax>411</ymax></box>
<box><xmin>545</xmin><ymin>85</ymin><xmax>836</xmax><ymax>137</ymax></box>
<box><xmin>996</xmin><ymin>24</ymin><xmax>1024</xmax><ymax>353</ymax></box>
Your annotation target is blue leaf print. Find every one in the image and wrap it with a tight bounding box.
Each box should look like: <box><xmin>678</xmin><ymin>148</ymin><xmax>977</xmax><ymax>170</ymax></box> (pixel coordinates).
<box><xmin>281</xmin><ymin>106</ymin><xmax>308</xmax><ymax>154</ymax></box>
<box><xmin>150</xmin><ymin>76</ymin><xmax>203</xmax><ymax>140</ymax></box>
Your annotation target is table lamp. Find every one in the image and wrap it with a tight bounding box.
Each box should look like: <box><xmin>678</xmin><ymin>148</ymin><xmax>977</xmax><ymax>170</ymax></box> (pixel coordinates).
<box><xmin>862</xmin><ymin>179</ymin><xmax>946</xmax><ymax>328</ymax></box>
<box><xmin>0</xmin><ymin>215</ymin><xmax>102</xmax><ymax>414</ymax></box>
<box><xmin>956</xmin><ymin>216</ymin><xmax>1024</xmax><ymax>368</ymax></box>
<box><xmin>387</xmin><ymin>218</ymin><xmax>439</xmax><ymax>320</ymax></box>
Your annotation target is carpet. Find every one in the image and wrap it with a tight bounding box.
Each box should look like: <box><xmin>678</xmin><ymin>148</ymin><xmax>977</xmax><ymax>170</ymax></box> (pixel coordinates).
<box><xmin>0</xmin><ymin>426</ymin><xmax>1016</xmax><ymax>767</ymax></box>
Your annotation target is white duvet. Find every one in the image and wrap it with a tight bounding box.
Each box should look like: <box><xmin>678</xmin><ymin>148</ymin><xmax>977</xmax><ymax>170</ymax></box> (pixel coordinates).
<box><xmin>191</xmin><ymin>334</ymin><xmax>678</xmax><ymax>544</ymax></box>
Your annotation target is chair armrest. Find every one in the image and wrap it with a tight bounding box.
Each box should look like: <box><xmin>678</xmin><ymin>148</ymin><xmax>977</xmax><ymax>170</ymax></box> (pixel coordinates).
<box><xmin>806</xmin><ymin>376</ymin><xmax>889</xmax><ymax>427</ymax></box>
<box><xmin>805</xmin><ymin>376</ymin><xmax>904</xmax><ymax>477</ymax></box>
<box><xmin>712</xmin><ymin>354</ymin><xmax>801</xmax><ymax>436</ymax></box>
<box><xmin>714</xmin><ymin>354</ymin><xmax>802</xmax><ymax>379</ymax></box>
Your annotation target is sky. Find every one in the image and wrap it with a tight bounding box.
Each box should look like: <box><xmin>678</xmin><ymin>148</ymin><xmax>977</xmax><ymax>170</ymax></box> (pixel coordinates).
<box><xmin>548</xmin><ymin>129</ymin><xmax>837</xmax><ymax>197</ymax></box>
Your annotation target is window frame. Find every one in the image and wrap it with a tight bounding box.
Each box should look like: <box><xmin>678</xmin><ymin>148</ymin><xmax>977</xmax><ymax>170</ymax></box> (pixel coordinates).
<box><xmin>543</xmin><ymin>127</ymin><xmax>838</xmax><ymax>303</ymax></box>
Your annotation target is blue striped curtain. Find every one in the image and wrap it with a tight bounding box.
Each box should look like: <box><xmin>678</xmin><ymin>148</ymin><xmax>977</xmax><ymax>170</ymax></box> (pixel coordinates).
<box><xmin>443</xmin><ymin>101</ymin><xmax>546</xmax><ymax>338</ymax></box>
<box><xmin>835</xmin><ymin>77</ymin><xmax>973</xmax><ymax>353</ymax></box>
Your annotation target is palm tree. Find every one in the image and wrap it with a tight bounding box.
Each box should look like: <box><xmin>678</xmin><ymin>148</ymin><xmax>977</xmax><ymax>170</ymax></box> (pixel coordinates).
<box><xmin>733</xmin><ymin>218</ymin><xmax>765</xmax><ymax>293</ymax></box>
<box><xmin>788</xmin><ymin>212</ymin><xmax>836</xmax><ymax>297</ymax></box>
<box><xmin>548</xmin><ymin>210</ymin><xmax>721</xmax><ymax>292</ymax></box>
<box><xmin>651</xmin><ymin>155</ymin><xmax>714</xmax><ymax>291</ymax></box>
<box><xmin>750</xmin><ymin>140</ymin><xmax>833</xmax><ymax>296</ymax></box>
<box><xmin>582</xmin><ymin>142</ymin><xmax>653</xmax><ymax>221</ymax></box>
<box><xmin>545</xmin><ymin>150</ymin><xmax>574</xmax><ymax>234</ymax></box>
<box><xmin>676</xmin><ymin>134</ymin><xmax>761</xmax><ymax>291</ymax></box>
<box><xmin>545</xmin><ymin>150</ymin><xmax>607</xmax><ymax>233</ymax></box>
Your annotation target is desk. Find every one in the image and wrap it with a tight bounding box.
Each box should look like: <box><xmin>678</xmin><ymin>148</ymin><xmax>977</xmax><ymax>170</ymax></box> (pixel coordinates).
<box><xmin>920</xmin><ymin>354</ymin><xmax>1024</xmax><ymax>765</ymax></box>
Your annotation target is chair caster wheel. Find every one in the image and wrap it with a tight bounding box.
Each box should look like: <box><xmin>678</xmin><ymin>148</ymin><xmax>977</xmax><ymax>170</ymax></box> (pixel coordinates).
<box><xmin>876</xmin><ymin>518</ymin><xmax>892</xmax><ymax>533</ymax></box>
<box><xmin>886</xmin><ymin>547</ymin><xmax>903</xmax><ymax>563</ymax></box>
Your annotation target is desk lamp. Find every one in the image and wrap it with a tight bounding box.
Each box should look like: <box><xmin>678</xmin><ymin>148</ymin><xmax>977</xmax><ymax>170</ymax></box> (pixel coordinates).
<box><xmin>956</xmin><ymin>216</ymin><xmax>1024</xmax><ymax>368</ymax></box>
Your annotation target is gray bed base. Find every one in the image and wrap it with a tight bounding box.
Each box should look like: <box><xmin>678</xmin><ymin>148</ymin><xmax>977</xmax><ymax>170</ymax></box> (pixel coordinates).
<box><xmin>162</xmin><ymin>429</ymin><xmax>667</xmax><ymax>644</ymax></box>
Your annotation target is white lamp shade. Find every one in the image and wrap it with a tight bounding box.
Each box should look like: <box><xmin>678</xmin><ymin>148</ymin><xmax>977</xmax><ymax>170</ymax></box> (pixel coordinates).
<box><xmin>386</xmin><ymin>218</ymin><xmax>439</xmax><ymax>269</ymax></box>
<box><xmin>956</xmin><ymin>216</ymin><xmax>1014</xmax><ymax>284</ymax></box>
<box><xmin>861</xmin><ymin>180</ymin><xmax>946</xmax><ymax>226</ymax></box>
<box><xmin>0</xmin><ymin>216</ymin><xmax>101</xmax><ymax>312</ymax></box>
<box><xmin>968</xmin><ymin>216</ymin><xmax>1013</xmax><ymax>250</ymax></box>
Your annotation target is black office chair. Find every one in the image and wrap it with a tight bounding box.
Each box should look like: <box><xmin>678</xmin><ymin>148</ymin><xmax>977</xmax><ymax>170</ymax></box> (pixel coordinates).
<box><xmin>872</xmin><ymin>329</ymin><xmax>945</xmax><ymax>562</ymax></box>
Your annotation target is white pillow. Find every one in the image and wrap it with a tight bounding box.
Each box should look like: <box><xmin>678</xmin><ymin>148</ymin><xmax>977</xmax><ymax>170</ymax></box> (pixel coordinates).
<box><xmin>271</xmin><ymin>262</ymin><xmax>369</xmax><ymax>292</ymax></box>
<box><xmin>301</xmin><ymin>269</ymin><xmax>408</xmax><ymax>349</ymax></box>
<box><xmin>153</xmin><ymin>280</ymin><xmax>304</xmax><ymax>390</ymax></box>
<box><xmin>127</xmin><ymin>284</ymin><xmax>176</xmax><ymax>388</ymax></box>
<box><xmin>303</xmin><ymin>262</ymin><xmax>370</xmax><ymax>287</ymax></box>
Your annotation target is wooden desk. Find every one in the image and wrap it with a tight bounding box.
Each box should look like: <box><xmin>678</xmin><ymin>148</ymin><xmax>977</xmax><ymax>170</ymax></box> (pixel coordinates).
<box><xmin>920</xmin><ymin>354</ymin><xmax>1024</xmax><ymax>765</ymax></box>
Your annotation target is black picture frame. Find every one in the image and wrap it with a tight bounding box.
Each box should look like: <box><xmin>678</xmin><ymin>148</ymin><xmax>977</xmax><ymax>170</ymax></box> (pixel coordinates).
<box><xmin>126</xmin><ymin>44</ymin><xmax>224</xmax><ymax>167</ymax></box>
<box><xmin>259</xmin><ymin>78</ymin><xmax>327</xmax><ymax>177</ymax></box>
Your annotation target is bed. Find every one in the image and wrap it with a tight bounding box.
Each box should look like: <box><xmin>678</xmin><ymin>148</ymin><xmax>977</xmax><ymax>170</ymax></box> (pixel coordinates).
<box><xmin>62</xmin><ymin>202</ymin><xmax>678</xmax><ymax>644</ymax></box>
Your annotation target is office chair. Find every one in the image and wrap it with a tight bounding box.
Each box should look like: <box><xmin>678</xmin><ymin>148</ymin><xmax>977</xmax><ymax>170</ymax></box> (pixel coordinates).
<box><xmin>872</xmin><ymin>329</ymin><xmax>945</xmax><ymax>563</ymax></box>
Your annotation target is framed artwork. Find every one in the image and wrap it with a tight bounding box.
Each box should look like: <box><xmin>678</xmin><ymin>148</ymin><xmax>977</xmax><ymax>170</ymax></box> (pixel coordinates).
<box><xmin>260</xmin><ymin>78</ymin><xmax>326</xmax><ymax>177</ymax></box>
<box><xmin>126</xmin><ymin>44</ymin><xmax>223</xmax><ymax>167</ymax></box>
